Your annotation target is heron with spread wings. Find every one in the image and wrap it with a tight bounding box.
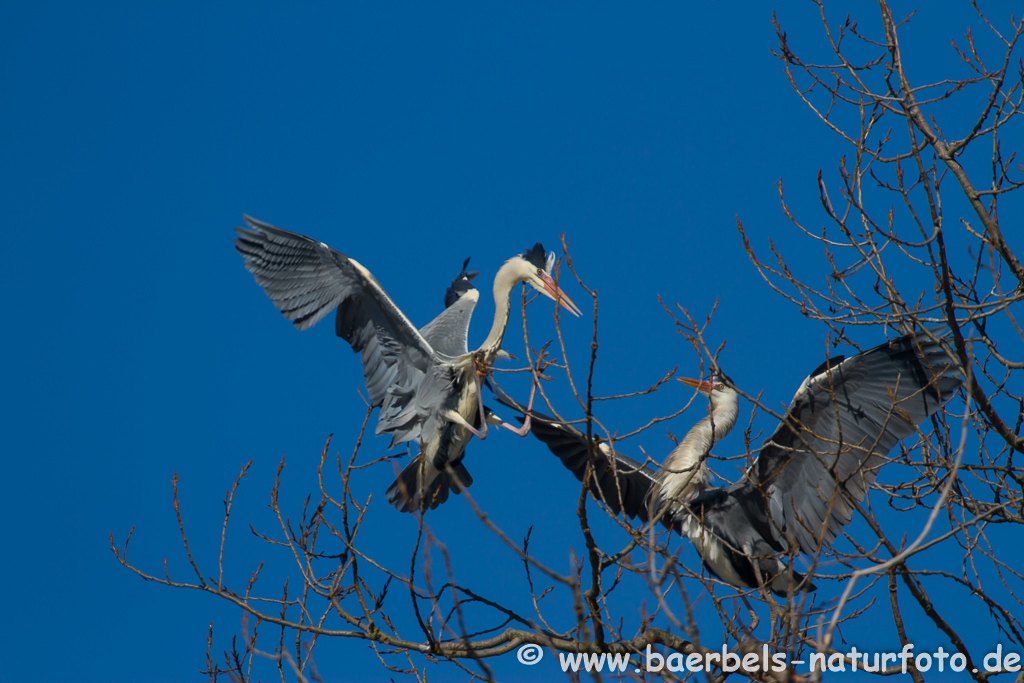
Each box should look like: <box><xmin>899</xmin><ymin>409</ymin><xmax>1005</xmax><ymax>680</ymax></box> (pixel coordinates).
<box><xmin>235</xmin><ymin>216</ymin><xmax>581</xmax><ymax>513</ymax></box>
<box><xmin>500</xmin><ymin>330</ymin><xmax>961</xmax><ymax>595</ymax></box>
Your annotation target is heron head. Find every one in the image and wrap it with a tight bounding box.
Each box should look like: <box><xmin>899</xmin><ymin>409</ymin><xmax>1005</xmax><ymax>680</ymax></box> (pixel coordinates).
<box><xmin>678</xmin><ymin>368</ymin><xmax>737</xmax><ymax>406</ymax></box>
<box><xmin>513</xmin><ymin>243</ymin><xmax>582</xmax><ymax>317</ymax></box>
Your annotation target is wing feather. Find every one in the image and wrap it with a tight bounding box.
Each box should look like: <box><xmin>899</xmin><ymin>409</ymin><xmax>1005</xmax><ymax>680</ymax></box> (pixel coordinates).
<box><xmin>493</xmin><ymin>394</ymin><xmax>658</xmax><ymax>522</ymax></box>
<box><xmin>235</xmin><ymin>215</ymin><xmax>443</xmax><ymax>446</ymax></box>
<box><xmin>419</xmin><ymin>290</ymin><xmax>478</xmax><ymax>359</ymax></box>
<box><xmin>749</xmin><ymin>329</ymin><xmax>961</xmax><ymax>554</ymax></box>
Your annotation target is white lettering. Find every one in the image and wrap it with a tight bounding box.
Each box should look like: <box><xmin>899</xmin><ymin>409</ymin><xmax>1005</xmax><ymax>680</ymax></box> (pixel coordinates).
<box><xmin>984</xmin><ymin>645</ymin><xmax>1002</xmax><ymax>672</ymax></box>
<box><xmin>665</xmin><ymin>652</ymin><xmax>685</xmax><ymax>673</ymax></box>
<box><xmin>645</xmin><ymin>645</ymin><xmax>663</xmax><ymax>672</ymax></box>
<box><xmin>899</xmin><ymin>644</ymin><xmax>914</xmax><ymax>673</ymax></box>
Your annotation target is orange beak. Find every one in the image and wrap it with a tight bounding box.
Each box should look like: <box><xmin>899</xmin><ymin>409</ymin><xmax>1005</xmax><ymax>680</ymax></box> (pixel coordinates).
<box><xmin>678</xmin><ymin>376</ymin><xmax>713</xmax><ymax>393</ymax></box>
<box><xmin>537</xmin><ymin>272</ymin><xmax>582</xmax><ymax>317</ymax></box>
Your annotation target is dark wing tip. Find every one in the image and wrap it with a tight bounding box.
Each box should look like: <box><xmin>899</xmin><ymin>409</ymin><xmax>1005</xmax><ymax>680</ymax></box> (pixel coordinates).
<box><xmin>241</xmin><ymin>214</ymin><xmax>275</xmax><ymax>231</ymax></box>
<box><xmin>457</xmin><ymin>257</ymin><xmax>479</xmax><ymax>281</ymax></box>
<box><xmin>444</xmin><ymin>257</ymin><xmax>479</xmax><ymax>308</ymax></box>
<box><xmin>807</xmin><ymin>354</ymin><xmax>845</xmax><ymax>380</ymax></box>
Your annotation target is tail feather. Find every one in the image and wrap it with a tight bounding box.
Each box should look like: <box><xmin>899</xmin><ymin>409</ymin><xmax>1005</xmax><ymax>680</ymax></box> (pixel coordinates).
<box><xmin>449</xmin><ymin>462</ymin><xmax>474</xmax><ymax>494</ymax></box>
<box><xmin>760</xmin><ymin>557</ymin><xmax>817</xmax><ymax>596</ymax></box>
<box><xmin>385</xmin><ymin>456</ymin><xmax>473</xmax><ymax>513</ymax></box>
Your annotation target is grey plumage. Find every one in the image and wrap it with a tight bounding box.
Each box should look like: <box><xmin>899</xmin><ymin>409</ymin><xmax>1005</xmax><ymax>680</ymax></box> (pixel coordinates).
<box><xmin>419</xmin><ymin>258</ymin><xmax>479</xmax><ymax>359</ymax></box>
<box><xmin>236</xmin><ymin>216</ymin><xmax>580</xmax><ymax>513</ymax></box>
<box><xmin>750</xmin><ymin>334</ymin><xmax>961</xmax><ymax>556</ymax></box>
<box><xmin>501</xmin><ymin>329</ymin><xmax>962</xmax><ymax>595</ymax></box>
<box><xmin>236</xmin><ymin>215</ymin><xmax>446</xmax><ymax>448</ymax></box>
<box><xmin>384</xmin><ymin>260</ymin><xmax>482</xmax><ymax>510</ymax></box>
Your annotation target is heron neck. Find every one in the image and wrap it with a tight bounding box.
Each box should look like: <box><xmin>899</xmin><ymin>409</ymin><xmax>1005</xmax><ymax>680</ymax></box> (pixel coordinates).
<box><xmin>477</xmin><ymin>262</ymin><xmax>517</xmax><ymax>359</ymax></box>
<box><xmin>659</xmin><ymin>399</ymin><xmax>738</xmax><ymax>504</ymax></box>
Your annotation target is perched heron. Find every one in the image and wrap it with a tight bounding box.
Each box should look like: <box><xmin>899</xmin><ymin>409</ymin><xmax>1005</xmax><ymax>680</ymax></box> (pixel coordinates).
<box><xmin>235</xmin><ymin>216</ymin><xmax>581</xmax><ymax>513</ymax></box>
<box><xmin>499</xmin><ymin>330</ymin><xmax>961</xmax><ymax>595</ymax></box>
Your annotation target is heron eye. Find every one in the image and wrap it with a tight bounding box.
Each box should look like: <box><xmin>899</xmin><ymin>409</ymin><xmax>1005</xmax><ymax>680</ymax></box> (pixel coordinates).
<box><xmin>716</xmin><ymin>383</ymin><xmax>725</xmax><ymax>391</ymax></box>
<box><xmin>536</xmin><ymin>268</ymin><xmax>543</xmax><ymax>275</ymax></box>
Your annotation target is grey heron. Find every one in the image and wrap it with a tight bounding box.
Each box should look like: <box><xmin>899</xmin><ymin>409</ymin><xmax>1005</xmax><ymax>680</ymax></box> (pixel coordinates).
<box><xmin>235</xmin><ymin>216</ymin><xmax>581</xmax><ymax>513</ymax></box>
<box><xmin>499</xmin><ymin>330</ymin><xmax>961</xmax><ymax>595</ymax></box>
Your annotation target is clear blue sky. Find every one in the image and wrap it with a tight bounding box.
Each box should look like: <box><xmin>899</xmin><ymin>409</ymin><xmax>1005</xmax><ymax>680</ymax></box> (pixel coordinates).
<box><xmin>2</xmin><ymin>3</ymin><xmax>1019</xmax><ymax>681</ymax></box>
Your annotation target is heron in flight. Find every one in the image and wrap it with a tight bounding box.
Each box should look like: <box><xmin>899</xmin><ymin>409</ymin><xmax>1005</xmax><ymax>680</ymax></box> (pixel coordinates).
<box><xmin>500</xmin><ymin>330</ymin><xmax>961</xmax><ymax>595</ymax></box>
<box><xmin>235</xmin><ymin>216</ymin><xmax>581</xmax><ymax>513</ymax></box>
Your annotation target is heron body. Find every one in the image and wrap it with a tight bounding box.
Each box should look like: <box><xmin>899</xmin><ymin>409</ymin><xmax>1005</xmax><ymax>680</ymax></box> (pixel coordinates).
<box><xmin>501</xmin><ymin>330</ymin><xmax>961</xmax><ymax>595</ymax></box>
<box><xmin>383</xmin><ymin>262</ymin><xmax>488</xmax><ymax>509</ymax></box>
<box><xmin>388</xmin><ymin>351</ymin><xmax>482</xmax><ymax>510</ymax></box>
<box><xmin>235</xmin><ymin>216</ymin><xmax>580</xmax><ymax>513</ymax></box>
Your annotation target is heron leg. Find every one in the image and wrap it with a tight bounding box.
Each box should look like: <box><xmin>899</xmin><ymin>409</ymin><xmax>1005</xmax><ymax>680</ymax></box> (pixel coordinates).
<box><xmin>448</xmin><ymin>371</ymin><xmax>492</xmax><ymax>440</ymax></box>
<box><xmin>446</xmin><ymin>375</ymin><xmax>490</xmax><ymax>441</ymax></box>
<box><xmin>756</xmin><ymin>578</ymin><xmax>784</xmax><ymax>636</ymax></box>
<box><xmin>462</xmin><ymin>364</ymin><xmax>538</xmax><ymax>438</ymax></box>
<box><xmin>748</xmin><ymin>561</ymin><xmax>783</xmax><ymax>635</ymax></box>
<box><xmin>739</xmin><ymin>593</ymin><xmax>760</xmax><ymax>632</ymax></box>
<box><xmin>446</xmin><ymin>410</ymin><xmax>489</xmax><ymax>440</ymax></box>
<box><xmin>495</xmin><ymin>377</ymin><xmax>536</xmax><ymax>437</ymax></box>
<box><xmin>472</xmin><ymin>370</ymin><xmax>489</xmax><ymax>440</ymax></box>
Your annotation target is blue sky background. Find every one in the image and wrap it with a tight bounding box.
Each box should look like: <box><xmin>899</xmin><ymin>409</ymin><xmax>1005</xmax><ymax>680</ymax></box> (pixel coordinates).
<box><xmin>2</xmin><ymin>3</ymin><xmax>1021</xmax><ymax>681</ymax></box>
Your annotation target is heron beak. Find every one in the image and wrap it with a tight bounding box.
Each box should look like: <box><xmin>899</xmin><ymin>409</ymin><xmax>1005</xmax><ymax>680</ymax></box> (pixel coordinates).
<box><xmin>678</xmin><ymin>376</ymin><xmax>712</xmax><ymax>393</ymax></box>
<box><xmin>536</xmin><ymin>273</ymin><xmax>582</xmax><ymax>317</ymax></box>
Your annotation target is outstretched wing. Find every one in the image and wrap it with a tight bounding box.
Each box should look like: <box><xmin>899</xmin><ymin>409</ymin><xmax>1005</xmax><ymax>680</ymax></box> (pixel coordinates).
<box><xmin>419</xmin><ymin>258</ymin><xmax>479</xmax><ymax>359</ymax></box>
<box><xmin>494</xmin><ymin>394</ymin><xmax>658</xmax><ymax>522</ymax></box>
<box><xmin>749</xmin><ymin>329</ymin><xmax>962</xmax><ymax>554</ymax></box>
<box><xmin>235</xmin><ymin>215</ymin><xmax>441</xmax><ymax>446</ymax></box>
<box><xmin>419</xmin><ymin>292</ymin><xmax>478</xmax><ymax>359</ymax></box>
